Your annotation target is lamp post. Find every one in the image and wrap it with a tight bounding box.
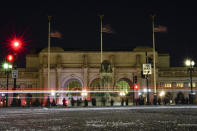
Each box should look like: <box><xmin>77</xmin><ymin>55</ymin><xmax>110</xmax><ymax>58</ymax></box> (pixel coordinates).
<box><xmin>2</xmin><ymin>63</ymin><xmax>12</xmax><ymax>107</ymax></box>
<box><xmin>185</xmin><ymin>59</ymin><xmax>195</xmax><ymax>104</ymax></box>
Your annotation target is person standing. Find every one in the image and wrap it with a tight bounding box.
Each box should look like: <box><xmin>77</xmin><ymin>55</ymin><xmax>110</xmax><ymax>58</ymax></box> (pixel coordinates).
<box><xmin>110</xmin><ymin>99</ymin><xmax>114</xmax><ymax>106</ymax></box>
<box><xmin>126</xmin><ymin>98</ymin><xmax>129</xmax><ymax>106</ymax></box>
<box><xmin>62</xmin><ymin>98</ymin><xmax>66</xmax><ymax>107</ymax></box>
<box><xmin>121</xmin><ymin>98</ymin><xmax>124</xmax><ymax>106</ymax></box>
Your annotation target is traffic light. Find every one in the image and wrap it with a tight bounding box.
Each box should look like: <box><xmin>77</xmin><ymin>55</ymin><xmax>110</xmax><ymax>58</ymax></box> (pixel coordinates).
<box><xmin>134</xmin><ymin>84</ymin><xmax>139</xmax><ymax>90</ymax></box>
<box><xmin>134</xmin><ymin>76</ymin><xmax>137</xmax><ymax>84</ymax></box>
<box><xmin>7</xmin><ymin>54</ymin><xmax>14</xmax><ymax>62</ymax></box>
<box><xmin>11</xmin><ymin>40</ymin><xmax>22</xmax><ymax>51</ymax></box>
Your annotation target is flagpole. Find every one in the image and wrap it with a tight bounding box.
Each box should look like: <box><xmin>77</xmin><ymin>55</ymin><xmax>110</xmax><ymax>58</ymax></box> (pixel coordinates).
<box><xmin>99</xmin><ymin>14</ymin><xmax>104</xmax><ymax>63</ymax></box>
<box><xmin>48</xmin><ymin>16</ymin><xmax>52</xmax><ymax>90</ymax></box>
<box><xmin>152</xmin><ymin>15</ymin><xmax>157</xmax><ymax>100</ymax></box>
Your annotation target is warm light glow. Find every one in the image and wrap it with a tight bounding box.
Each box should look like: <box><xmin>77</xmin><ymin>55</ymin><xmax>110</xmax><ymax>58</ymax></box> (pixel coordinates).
<box><xmin>191</xmin><ymin>61</ymin><xmax>195</xmax><ymax>66</ymax></box>
<box><xmin>159</xmin><ymin>91</ymin><xmax>165</xmax><ymax>97</ymax></box>
<box><xmin>9</xmin><ymin>65</ymin><xmax>12</xmax><ymax>69</ymax></box>
<box><xmin>185</xmin><ymin>60</ymin><xmax>191</xmax><ymax>66</ymax></box>
<box><xmin>51</xmin><ymin>90</ymin><xmax>55</xmax><ymax>96</ymax></box>
<box><xmin>119</xmin><ymin>92</ymin><xmax>126</xmax><ymax>96</ymax></box>
<box><xmin>81</xmin><ymin>90</ymin><xmax>88</xmax><ymax>97</ymax></box>
<box><xmin>143</xmin><ymin>88</ymin><xmax>147</xmax><ymax>92</ymax></box>
<box><xmin>185</xmin><ymin>59</ymin><xmax>195</xmax><ymax>67</ymax></box>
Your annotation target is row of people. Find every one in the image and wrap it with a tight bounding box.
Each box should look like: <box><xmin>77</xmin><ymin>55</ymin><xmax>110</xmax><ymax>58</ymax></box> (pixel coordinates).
<box><xmin>62</xmin><ymin>97</ymin><xmax>130</xmax><ymax>107</ymax></box>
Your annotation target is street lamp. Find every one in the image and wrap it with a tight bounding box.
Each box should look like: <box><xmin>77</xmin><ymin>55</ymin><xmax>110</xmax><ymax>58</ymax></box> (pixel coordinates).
<box><xmin>119</xmin><ymin>91</ymin><xmax>126</xmax><ymax>97</ymax></box>
<box><xmin>81</xmin><ymin>90</ymin><xmax>88</xmax><ymax>97</ymax></box>
<box><xmin>185</xmin><ymin>59</ymin><xmax>195</xmax><ymax>104</ymax></box>
<box><xmin>2</xmin><ymin>62</ymin><xmax>12</xmax><ymax>107</ymax></box>
<box><xmin>159</xmin><ymin>91</ymin><xmax>165</xmax><ymax>97</ymax></box>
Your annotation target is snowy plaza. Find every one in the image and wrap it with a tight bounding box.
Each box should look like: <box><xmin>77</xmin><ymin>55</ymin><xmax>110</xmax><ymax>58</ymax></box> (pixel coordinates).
<box><xmin>0</xmin><ymin>106</ymin><xmax>197</xmax><ymax>131</ymax></box>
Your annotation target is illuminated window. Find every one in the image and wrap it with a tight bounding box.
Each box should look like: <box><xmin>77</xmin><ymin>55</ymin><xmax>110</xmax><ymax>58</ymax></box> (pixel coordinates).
<box><xmin>176</xmin><ymin>83</ymin><xmax>184</xmax><ymax>87</ymax></box>
<box><xmin>164</xmin><ymin>83</ymin><xmax>171</xmax><ymax>87</ymax></box>
<box><xmin>188</xmin><ymin>83</ymin><xmax>196</xmax><ymax>87</ymax></box>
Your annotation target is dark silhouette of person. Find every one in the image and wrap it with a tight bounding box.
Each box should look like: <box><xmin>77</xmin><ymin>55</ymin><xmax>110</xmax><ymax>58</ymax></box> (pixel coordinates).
<box><xmin>158</xmin><ymin>97</ymin><xmax>161</xmax><ymax>105</ymax></box>
<box><xmin>121</xmin><ymin>98</ymin><xmax>124</xmax><ymax>106</ymax></box>
<box><xmin>84</xmin><ymin>99</ymin><xmax>88</xmax><ymax>107</ymax></box>
<box><xmin>126</xmin><ymin>98</ymin><xmax>129</xmax><ymax>106</ymax></box>
<box><xmin>71</xmin><ymin>97</ymin><xmax>75</xmax><ymax>107</ymax></box>
<box><xmin>51</xmin><ymin>98</ymin><xmax>56</xmax><ymax>106</ymax></box>
<box><xmin>46</xmin><ymin>96</ymin><xmax>51</xmax><ymax>107</ymax></box>
<box><xmin>91</xmin><ymin>98</ymin><xmax>96</xmax><ymax>106</ymax></box>
<box><xmin>79</xmin><ymin>98</ymin><xmax>82</xmax><ymax>106</ymax></box>
<box><xmin>18</xmin><ymin>98</ymin><xmax>21</xmax><ymax>107</ymax></box>
<box><xmin>62</xmin><ymin>98</ymin><xmax>66</xmax><ymax>107</ymax></box>
<box><xmin>110</xmin><ymin>99</ymin><xmax>114</xmax><ymax>106</ymax></box>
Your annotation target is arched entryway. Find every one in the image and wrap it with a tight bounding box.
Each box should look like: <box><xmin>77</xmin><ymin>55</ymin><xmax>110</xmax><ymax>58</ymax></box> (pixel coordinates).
<box><xmin>175</xmin><ymin>92</ymin><xmax>185</xmax><ymax>104</ymax></box>
<box><xmin>90</xmin><ymin>78</ymin><xmax>101</xmax><ymax>90</ymax></box>
<box><xmin>89</xmin><ymin>78</ymin><xmax>102</xmax><ymax>97</ymax></box>
<box><xmin>115</xmin><ymin>78</ymin><xmax>133</xmax><ymax>105</ymax></box>
<box><xmin>58</xmin><ymin>77</ymin><xmax>83</xmax><ymax>105</ymax></box>
<box><xmin>64</xmin><ymin>78</ymin><xmax>82</xmax><ymax>96</ymax></box>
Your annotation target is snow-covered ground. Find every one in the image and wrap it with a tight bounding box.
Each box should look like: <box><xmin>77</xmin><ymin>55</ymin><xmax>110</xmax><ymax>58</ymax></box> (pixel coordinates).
<box><xmin>0</xmin><ymin>106</ymin><xmax>197</xmax><ymax>131</ymax></box>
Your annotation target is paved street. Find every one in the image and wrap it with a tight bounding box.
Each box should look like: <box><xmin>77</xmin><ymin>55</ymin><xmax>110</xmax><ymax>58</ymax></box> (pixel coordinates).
<box><xmin>0</xmin><ymin>106</ymin><xmax>197</xmax><ymax>131</ymax></box>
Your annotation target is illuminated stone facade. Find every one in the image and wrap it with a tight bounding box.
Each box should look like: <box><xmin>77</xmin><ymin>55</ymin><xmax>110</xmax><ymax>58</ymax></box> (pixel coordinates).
<box><xmin>0</xmin><ymin>46</ymin><xmax>196</xmax><ymax>106</ymax></box>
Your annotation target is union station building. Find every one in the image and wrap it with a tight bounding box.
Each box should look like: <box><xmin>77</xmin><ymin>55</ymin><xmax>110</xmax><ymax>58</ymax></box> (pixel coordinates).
<box><xmin>0</xmin><ymin>46</ymin><xmax>196</xmax><ymax>106</ymax></box>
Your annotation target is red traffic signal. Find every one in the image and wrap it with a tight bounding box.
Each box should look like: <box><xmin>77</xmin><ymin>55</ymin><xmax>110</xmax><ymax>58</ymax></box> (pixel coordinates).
<box><xmin>7</xmin><ymin>54</ymin><xmax>14</xmax><ymax>62</ymax></box>
<box><xmin>134</xmin><ymin>84</ymin><xmax>139</xmax><ymax>90</ymax></box>
<box><xmin>11</xmin><ymin>40</ymin><xmax>22</xmax><ymax>51</ymax></box>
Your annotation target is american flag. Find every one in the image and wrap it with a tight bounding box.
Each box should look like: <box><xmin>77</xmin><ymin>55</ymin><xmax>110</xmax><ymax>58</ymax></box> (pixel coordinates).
<box><xmin>154</xmin><ymin>25</ymin><xmax>167</xmax><ymax>32</ymax></box>
<box><xmin>50</xmin><ymin>31</ymin><xmax>62</xmax><ymax>38</ymax></box>
<box><xmin>102</xmin><ymin>24</ymin><xmax>115</xmax><ymax>34</ymax></box>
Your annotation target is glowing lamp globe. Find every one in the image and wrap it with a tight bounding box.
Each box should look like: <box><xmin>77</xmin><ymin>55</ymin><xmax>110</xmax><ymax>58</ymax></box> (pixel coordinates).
<box><xmin>185</xmin><ymin>60</ymin><xmax>191</xmax><ymax>66</ymax></box>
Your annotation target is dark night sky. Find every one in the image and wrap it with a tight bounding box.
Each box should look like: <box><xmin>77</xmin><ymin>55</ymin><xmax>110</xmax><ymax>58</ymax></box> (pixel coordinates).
<box><xmin>0</xmin><ymin>1</ymin><xmax>197</xmax><ymax>67</ymax></box>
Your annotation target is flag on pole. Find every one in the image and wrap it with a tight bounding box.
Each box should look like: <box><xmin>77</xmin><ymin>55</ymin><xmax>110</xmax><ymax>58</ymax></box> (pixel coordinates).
<box><xmin>102</xmin><ymin>24</ymin><xmax>115</xmax><ymax>34</ymax></box>
<box><xmin>50</xmin><ymin>31</ymin><xmax>62</xmax><ymax>38</ymax></box>
<box><xmin>154</xmin><ymin>25</ymin><xmax>167</xmax><ymax>32</ymax></box>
